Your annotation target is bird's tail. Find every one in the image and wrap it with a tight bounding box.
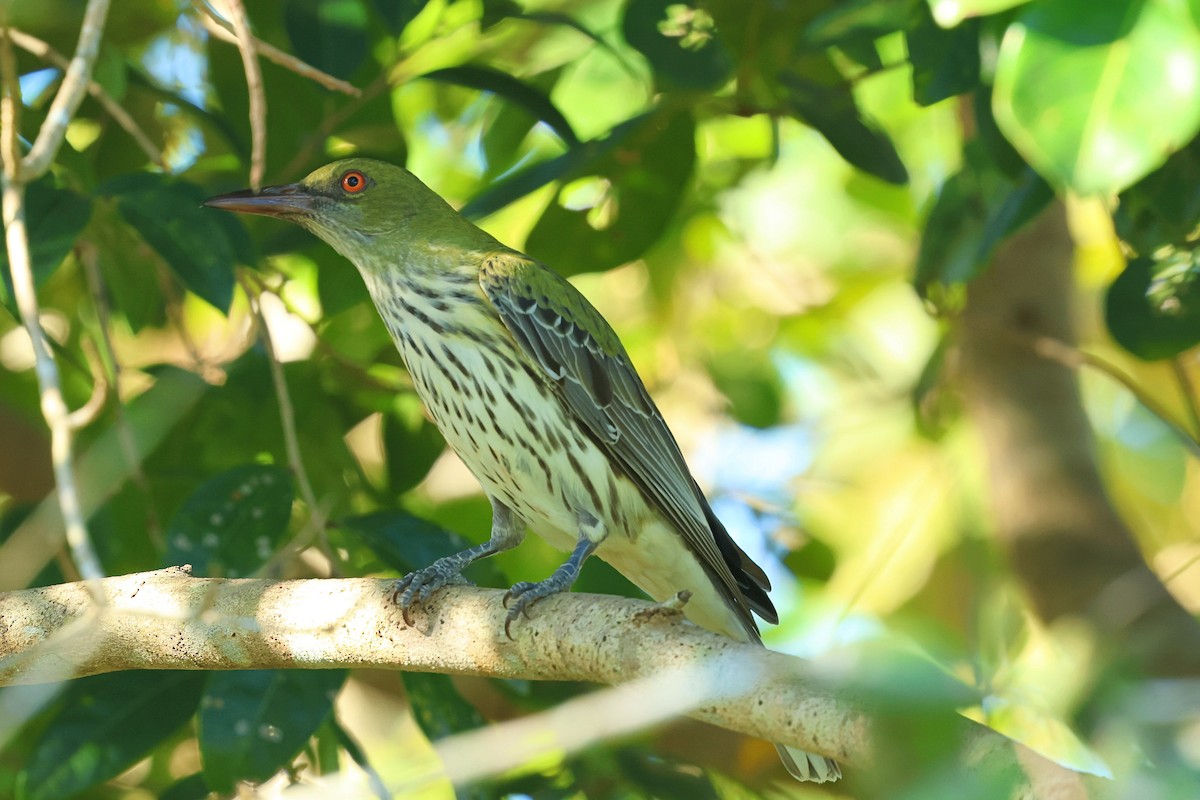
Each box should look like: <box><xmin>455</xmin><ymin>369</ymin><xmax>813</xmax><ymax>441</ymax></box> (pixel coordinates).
<box><xmin>776</xmin><ymin>745</ymin><xmax>841</xmax><ymax>784</ymax></box>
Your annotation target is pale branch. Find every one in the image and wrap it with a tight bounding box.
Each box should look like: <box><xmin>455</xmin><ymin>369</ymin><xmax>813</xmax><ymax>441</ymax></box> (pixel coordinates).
<box><xmin>198</xmin><ymin>9</ymin><xmax>360</xmax><ymax>96</ymax></box>
<box><xmin>221</xmin><ymin>0</ymin><xmax>266</xmax><ymax>189</ymax></box>
<box><xmin>0</xmin><ymin>569</ymin><xmax>1098</xmax><ymax>798</ymax></box>
<box><xmin>17</xmin><ymin>0</ymin><xmax>112</xmax><ymax>179</ymax></box>
<box><xmin>6</xmin><ymin>28</ymin><xmax>165</xmax><ymax>168</ymax></box>
<box><xmin>959</xmin><ymin>204</ymin><xmax>1200</xmax><ymax>677</ymax></box>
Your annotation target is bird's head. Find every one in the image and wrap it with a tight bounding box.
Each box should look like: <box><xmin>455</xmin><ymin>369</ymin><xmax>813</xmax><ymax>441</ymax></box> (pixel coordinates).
<box><xmin>204</xmin><ymin>158</ymin><xmax>493</xmax><ymax>271</ymax></box>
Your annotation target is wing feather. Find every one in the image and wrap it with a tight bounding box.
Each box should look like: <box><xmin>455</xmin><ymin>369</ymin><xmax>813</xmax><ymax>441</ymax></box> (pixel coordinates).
<box><xmin>480</xmin><ymin>252</ymin><xmax>776</xmax><ymax>631</ymax></box>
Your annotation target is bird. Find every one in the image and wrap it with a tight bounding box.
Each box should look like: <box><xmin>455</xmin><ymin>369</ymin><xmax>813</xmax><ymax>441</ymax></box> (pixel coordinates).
<box><xmin>205</xmin><ymin>158</ymin><xmax>839</xmax><ymax>783</ymax></box>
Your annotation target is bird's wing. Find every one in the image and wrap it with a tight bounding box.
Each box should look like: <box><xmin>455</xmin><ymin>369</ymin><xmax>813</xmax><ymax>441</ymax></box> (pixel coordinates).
<box><xmin>479</xmin><ymin>252</ymin><xmax>775</xmax><ymax>632</ymax></box>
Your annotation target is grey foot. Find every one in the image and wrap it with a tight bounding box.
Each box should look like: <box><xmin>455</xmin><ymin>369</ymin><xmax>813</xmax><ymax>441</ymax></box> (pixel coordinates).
<box><xmin>502</xmin><ymin>577</ymin><xmax>571</xmax><ymax>638</ymax></box>
<box><xmin>390</xmin><ymin>561</ymin><xmax>472</xmax><ymax>625</ymax></box>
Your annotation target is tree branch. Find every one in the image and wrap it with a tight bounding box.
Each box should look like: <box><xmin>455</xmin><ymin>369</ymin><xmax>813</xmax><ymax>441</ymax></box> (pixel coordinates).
<box><xmin>0</xmin><ymin>569</ymin><xmax>1099</xmax><ymax>798</ymax></box>
<box><xmin>958</xmin><ymin>203</ymin><xmax>1200</xmax><ymax>677</ymax></box>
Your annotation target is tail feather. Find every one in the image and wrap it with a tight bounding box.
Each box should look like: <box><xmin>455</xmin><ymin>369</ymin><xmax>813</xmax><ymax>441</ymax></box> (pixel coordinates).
<box><xmin>776</xmin><ymin>745</ymin><xmax>841</xmax><ymax>783</ymax></box>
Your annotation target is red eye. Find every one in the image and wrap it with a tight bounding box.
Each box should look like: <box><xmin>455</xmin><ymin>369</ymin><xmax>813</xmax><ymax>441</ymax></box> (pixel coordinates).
<box><xmin>340</xmin><ymin>170</ymin><xmax>368</xmax><ymax>193</ymax></box>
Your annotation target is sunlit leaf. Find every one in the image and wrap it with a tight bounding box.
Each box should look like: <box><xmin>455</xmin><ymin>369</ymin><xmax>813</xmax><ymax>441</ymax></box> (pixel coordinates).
<box><xmin>806</xmin><ymin>0</ymin><xmax>917</xmax><ymax>47</ymax></box>
<box><xmin>23</xmin><ymin>672</ymin><xmax>205</xmax><ymax>800</ymax></box>
<box><xmin>926</xmin><ymin>0</ymin><xmax>1032</xmax><ymax>27</ymax></box>
<box><xmin>525</xmin><ymin>109</ymin><xmax>696</xmax><ymax>274</ymax></box>
<box><xmin>993</xmin><ymin>0</ymin><xmax>1200</xmax><ymax>195</ymax></box>
<box><xmin>164</xmin><ymin>464</ymin><xmax>294</xmax><ymax>577</ymax></box>
<box><xmin>199</xmin><ymin>670</ymin><xmax>347</xmax><ymax>793</ymax></box>
<box><xmin>384</xmin><ymin>398</ymin><xmax>445</xmax><ymax>494</ymax></box>
<box><xmin>784</xmin><ymin>79</ymin><xmax>909</xmax><ymax>184</ymax></box>
<box><xmin>420</xmin><ymin>65</ymin><xmax>580</xmax><ymax>147</ymax></box>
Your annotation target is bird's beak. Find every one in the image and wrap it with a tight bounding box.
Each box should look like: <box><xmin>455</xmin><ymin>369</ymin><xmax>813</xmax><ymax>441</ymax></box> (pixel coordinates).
<box><xmin>203</xmin><ymin>182</ymin><xmax>316</xmax><ymax>218</ymax></box>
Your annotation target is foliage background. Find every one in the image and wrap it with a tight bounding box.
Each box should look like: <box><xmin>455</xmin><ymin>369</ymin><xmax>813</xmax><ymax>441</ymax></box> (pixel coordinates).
<box><xmin>1</xmin><ymin>0</ymin><xmax>1199</xmax><ymax>797</ymax></box>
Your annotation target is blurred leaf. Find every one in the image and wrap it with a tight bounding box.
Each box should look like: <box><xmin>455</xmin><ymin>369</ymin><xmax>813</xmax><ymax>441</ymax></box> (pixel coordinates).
<box><xmin>160</xmin><ymin>773</ymin><xmax>211</xmax><ymax>800</ymax></box>
<box><xmin>23</xmin><ymin>672</ymin><xmax>205</xmax><ymax>800</ymax></box>
<box><xmin>783</xmin><ymin>79</ymin><xmax>909</xmax><ymax>184</ymax></box>
<box><xmin>927</xmin><ymin>0</ymin><xmax>1033</xmax><ymax>27</ymax></box>
<box><xmin>914</xmin><ymin>147</ymin><xmax>1051</xmax><ymax>300</ymax></box>
<box><xmin>89</xmin><ymin>200</ymin><xmax>166</xmax><ymax>332</ymax></box>
<box><xmin>101</xmin><ymin>173</ymin><xmax>243</xmax><ymax>312</ymax></box>
<box><xmin>623</xmin><ymin>0</ymin><xmax>733</xmax><ymax>90</ymax></box>
<box><xmin>706</xmin><ymin>353</ymin><xmax>783</xmax><ymax>428</ymax></box>
<box><xmin>342</xmin><ymin>511</ymin><xmax>506</xmax><ymax>587</ymax></box>
<box><xmin>616</xmin><ymin>749</ymin><xmax>719</xmax><ymax>800</ymax></box>
<box><xmin>329</xmin><ymin>718</ymin><xmax>390</xmax><ymax>800</ymax></box>
<box><xmin>373</xmin><ymin>0</ymin><xmax>430</xmax><ymax>33</ymax></box>
<box><xmin>199</xmin><ymin>670</ymin><xmax>346</xmax><ymax>793</ymax></box>
<box><xmin>993</xmin><ymin>0</ymin><xmax>1200</xmax><ymax>195</ymax></box>
<box><xmin>482</xmin><ymin>99</ymin><xmax>540</xmax><ymax>179</ymax></box>
<box><xmin>806</xmin><ymin>0</ymin><xmax>917</xmax><ymax>47</ymax></box>
<box><xmin>92</xmin><ymin>44</ymin><xmax>127</xmax><ymax>101</ymax></box>
<box><xmin>1114</xmin><ymin>136</ymin><xmax>1200</xmax><ymax>254</ymax></box>
<box><xmin>525</xmin><ymin>109</ymin><xmax>696</xmax><ymax>275</ymax></box>
<box><xmin>421</xmin><ymin>65</ymin><xmax>579</xmax><ymax>147</ymax></box>
<box><xmin>1105</xmin><ymin>252</ymin><xmax>1200</xmax><ymax>360</ymax></box>
<box><xmin>164</xmin><ymin>464</ymin><xmax>294</xmax><ymax>577</ymax></box>
<box><xmin>907</xmin><ymin>4</ymin><xmax>980</xmax><ymax>105</ymax></box>
<box><xmin>384</xmin><ymin>399</ymin><xmax>445</xmax><ymax>494</ymax></box>
<box><xmin>284</xmin><ymin>0</ymin><xmax>369</xmax><ymax>81</ymax></box>
<box><xmin>0</xmin><ymin>178</ymin><xmax>92</xmax><ymax>310</ymax></box>
<box><xmin>402</xmin><ymin>672</ymin><xmax>487</xmax><ymax>741</ymax></box>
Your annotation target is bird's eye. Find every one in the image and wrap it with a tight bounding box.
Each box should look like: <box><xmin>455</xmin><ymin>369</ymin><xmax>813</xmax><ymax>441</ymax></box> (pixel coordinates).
<box><xmin>340</xmin><ymin>170</ymin><xmax>368</xmax><ymax>194</ymax></box>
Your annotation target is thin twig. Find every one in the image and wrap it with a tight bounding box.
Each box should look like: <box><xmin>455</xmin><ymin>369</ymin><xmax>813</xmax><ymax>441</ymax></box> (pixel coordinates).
<box><xmin>198</xmin><ymin>10</ymin><xmax>359</xmax><ymax>97</ymax></box>
<box><xmin>18</xmin><ymin>0</ymin><xmax>113</xmax><ymax>179</ymax></box>
<box><xmin>64</xmin><ymin>338</ymin><xmax>109</xmax><ymax>430</ymax></box>
<box><xmin>79</xmin><ymin>243</ymin><xmax>164</xmax><ymax>548</ymax></box>
<box><xmin>221</xmin><ymin>0</ymin><xmax>266</xmax><ymax>189</ymax></box>
<box><xmin>239</xmin><ymin>274</ymin><xmax>336</xmax><ymax>572</ymax></box>
<box><xmin>1029</xmin><ymin>335</ymin><xmax>1200</xmax><ymax>459</ymax></box>
<box><xmin>7</xmin><ymin>28</ymin><xmax>164</xmax><ymax>169</ymax></box>
<box><xmin>1170</xmin><ymin>357</ymin><xmax>1200</xmax><ymax>440</ymax></box>
<box><xmin>0</xmin><ymin>24</ymin><xmax>106</xmax><ymax>588</ymax></box>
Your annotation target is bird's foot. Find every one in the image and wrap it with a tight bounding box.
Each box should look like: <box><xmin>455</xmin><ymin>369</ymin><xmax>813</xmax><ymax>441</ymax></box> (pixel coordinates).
<box><xmin>502</xmin><ymin>576</ymin><xmax>573</xmax><ymax>639</ymax></box>
<box><xmin>632</xmin><ymin>590</ymin><xmax>692</xmax><ymax>623</ymax></box>
<box><xmin>390</xmin><ymin>562</ymin><xmax>472</xmax><ymax>625</ymax></box>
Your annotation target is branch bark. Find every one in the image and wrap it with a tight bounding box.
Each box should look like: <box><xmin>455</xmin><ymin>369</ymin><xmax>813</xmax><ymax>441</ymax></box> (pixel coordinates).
<box><xmin>0</xmin><ymin>569</ymin><xmax>1099</xmax><ymax>798</ymax></box>
<box><xmin>958</xmin><ymin>203</ymin><xmax>1200</xmax><ymax>677</ymax></box>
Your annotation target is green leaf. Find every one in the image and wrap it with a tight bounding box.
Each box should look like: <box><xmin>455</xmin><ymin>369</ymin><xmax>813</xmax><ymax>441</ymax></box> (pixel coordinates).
<box><xmin>1114</xmin><ymin>136</ymin><xmax>1200</xmax><ymax>254</ymax></box>
<box><xmin>0</xmin><ymin>178</ymin><xmax>92</xmax><ymax>310</ymax></box>
<box><xmin>616</xmin><ymin>749</ymin><xmax>720</xmax><ymax>800</ymax></box>
<box><xmin>383</xmin><ymin>397</ymin><xmax>445</xmax><ymax>494</ymax></box>
<box><xmin>784</xmin><ymin>79</ymin><xmax>909</xmax><ymax>184</ymax></box>
<box><xmin>806</xmin><ymin>0</ymin><xmax>917</xmax><ymax>47</ymax></box>
<box><xmin>160</xmin><ymin>773</ymin><xmax>211</xmax><ymax>800</ymax></box>
<box><xmin>907</xmin><ymin>4</ymin><xmax>980</xmax><ymax>106</ymax></box>
<box><xmin>284</xmin><ymin>0</ymin><xmax>369</xmax><ymax>82</ymax></box>
<box><xmin>927</xmin><ymin>0</ymin><xmax>1033</xmax><ymax>27</ymax></box>
<box><xmin>402</xmin><ymin>672</ymin><xmax>487</xmax><ymax>741</ymax></box>
<box><xmin>23</xmin><ymin>672</ymin><xmax>205</xmax><ymax>800</ymax></box>
<box><xmin>199</xmin><ymin>670</ymin><xmax>347</xmax><ymax>793</ymax></box>
<box><xmin>164</xmin><ymin>464</ymin><xmax>294</xmax><ymax>577</ymax></box>
<box><xmin>914</xmin><ymin>146</ymin><xmax>1052</xmax><ymax>300</ymax></box>
<box><xmin>1105</xmin><ymin>252</ymin><xmax>1200</xmax><ymax>360</ymax></box>
<box><xmin>993</xmin><ymin>0</ymin><xmax>1200</xmax><ymax>195</ymax></box>
<box><xmin>622</xmin><ymin>0</ymin><xmax>733</xmax><ymax>90</ymax></box>
<box><xmin>90</xmin><ymin>200</ymin><xmax>166</xmax><ymax>332</ymax></box>
<box><xmin>420</xmin><ymin>65</ymin><xmax>579</xmax><ymax>147</ymax></box>
<box><xmin>101</xmin><ymin>173</ymin><xmax>241</xmax><ymax>312</ymax></box>
<box><xmin>524</xmin><ymin>109</ymin><xmax>696</xmax><ymax>275</ymax></box>
<box><xmin>342</xmin><ymin>511</ymin><xmax>506</xmax><ymax>586</ymax></box>
<box><xmin>372</xmin><ymin>0</ymin><xmax>430</xmax><ymax>33</ymax></box>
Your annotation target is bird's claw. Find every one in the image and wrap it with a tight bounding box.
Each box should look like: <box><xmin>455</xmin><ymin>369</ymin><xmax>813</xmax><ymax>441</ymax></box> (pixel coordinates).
<box><xmin>390</xmin><ymin>566</ymin><xmax>467</xmax><ymax>626</ymax></box>
<box><xmin>501</xmin><ymin>580</ymin><xmax>558</xmax><ymax>640</ymax></box>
